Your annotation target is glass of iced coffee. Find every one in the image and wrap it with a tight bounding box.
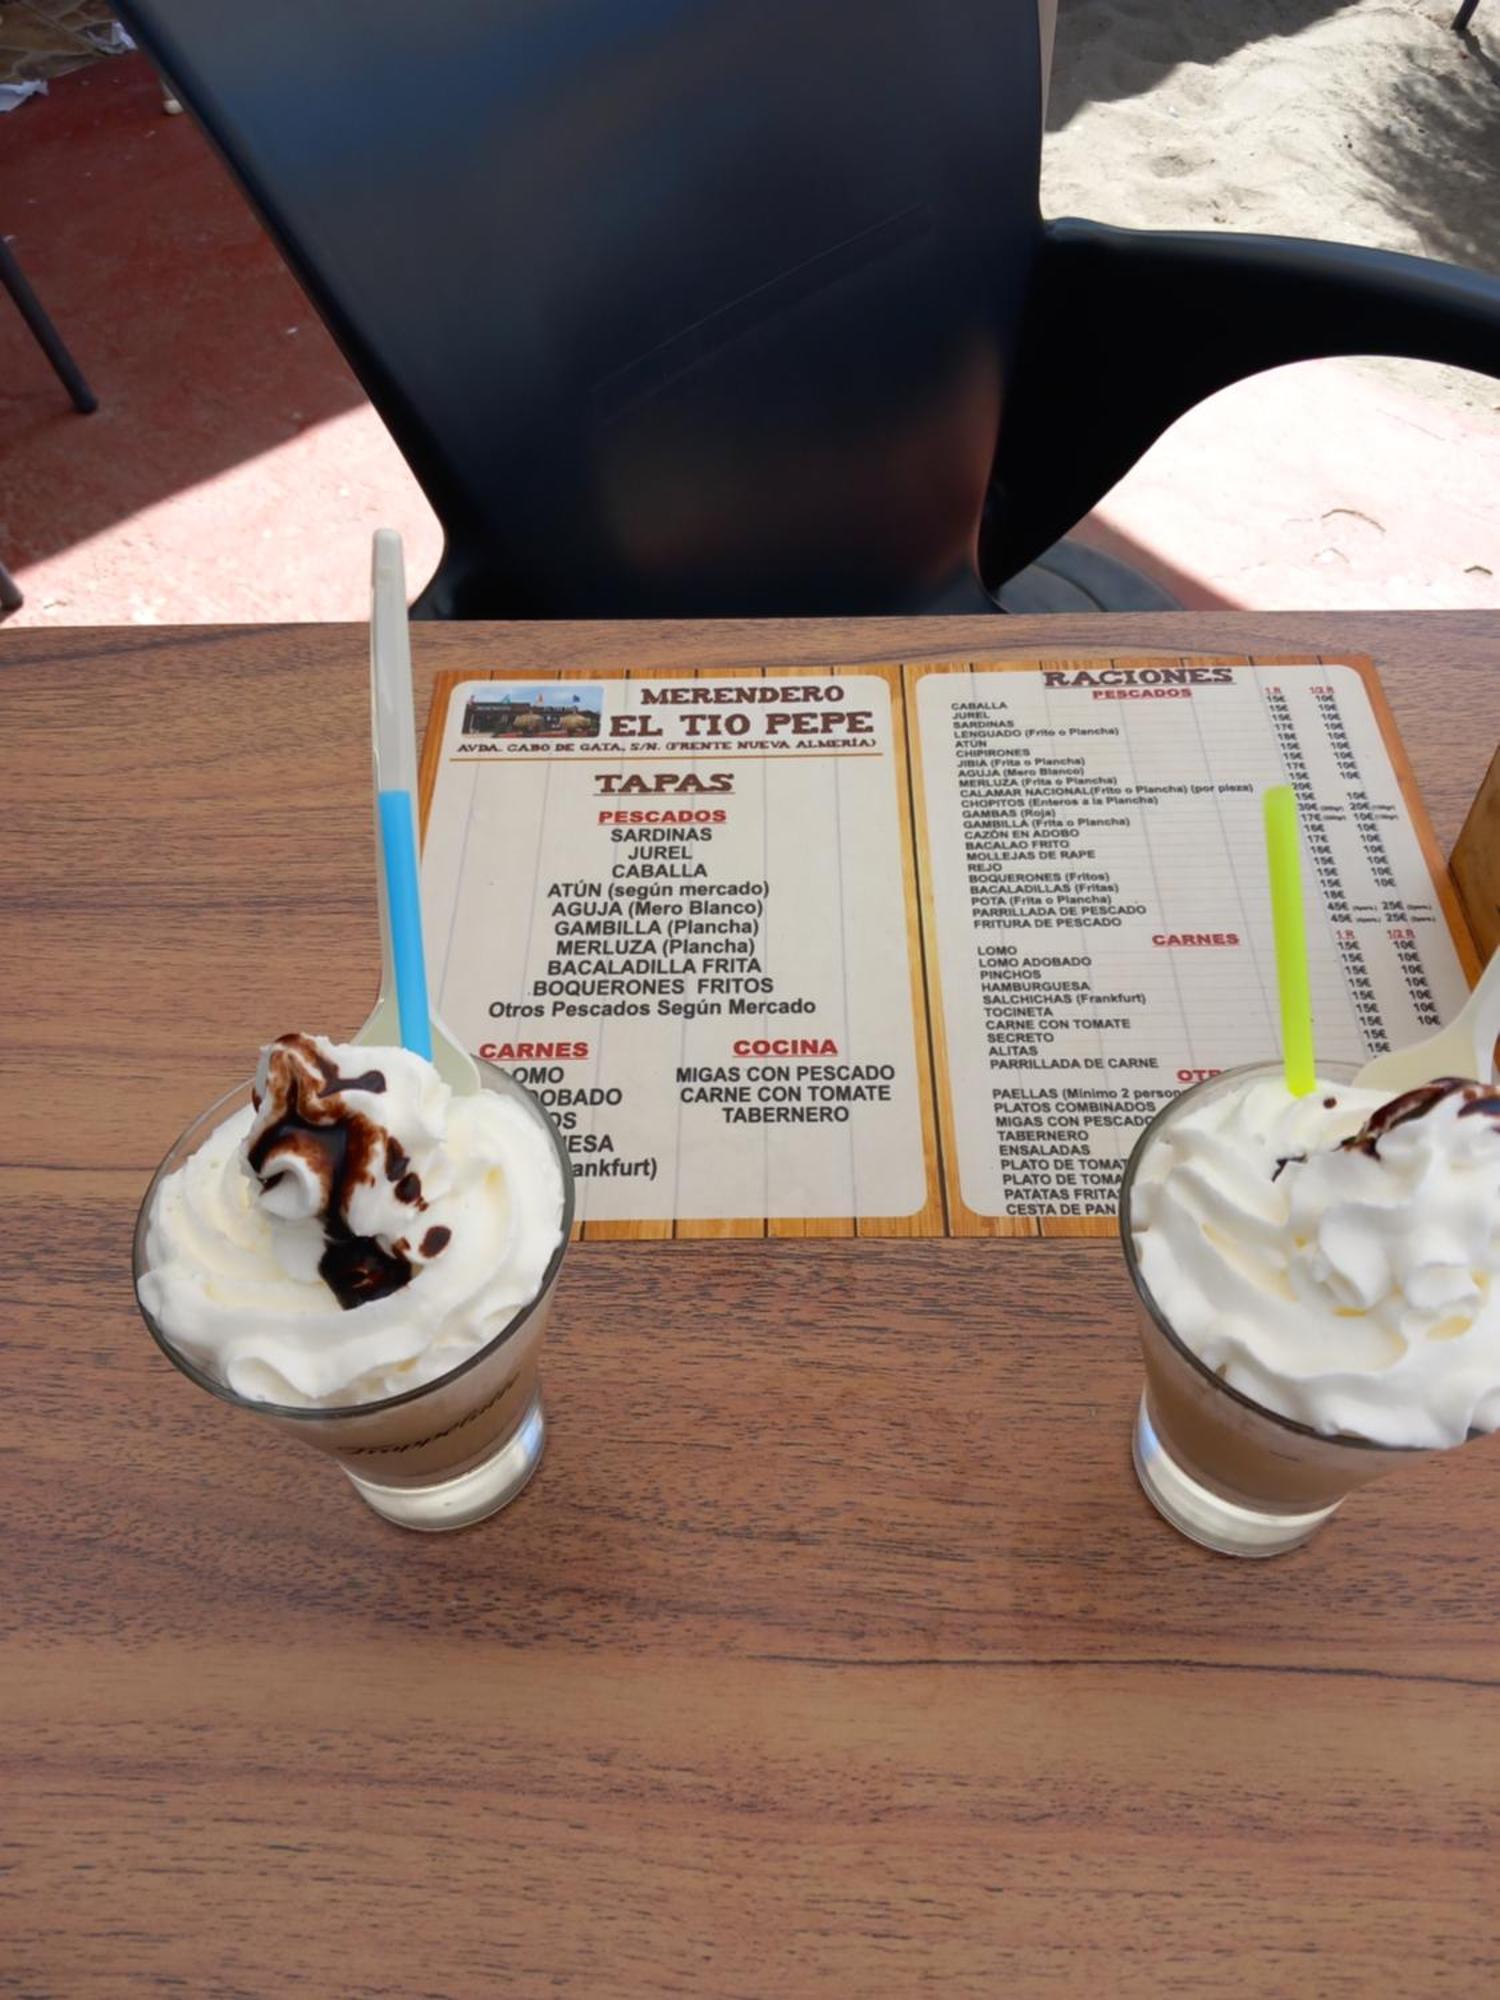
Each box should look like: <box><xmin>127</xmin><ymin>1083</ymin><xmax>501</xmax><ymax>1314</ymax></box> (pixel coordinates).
<box><xmin>1122</xmin><ymin>1063</ymin><xmax>1500</xmax><ymax>1556</ymax></box>
<box><xmin>135</xmin><ymin>1034</ymin><xmax>573</xmax><ymax>1531</ymax></box>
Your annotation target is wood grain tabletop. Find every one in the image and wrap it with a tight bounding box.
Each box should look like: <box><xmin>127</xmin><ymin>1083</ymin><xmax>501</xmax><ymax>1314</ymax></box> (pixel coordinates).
<box><xmin>4</xmin><ymin>611</ymin><xmax>1499</xmax><ymax>1999</ymax></box>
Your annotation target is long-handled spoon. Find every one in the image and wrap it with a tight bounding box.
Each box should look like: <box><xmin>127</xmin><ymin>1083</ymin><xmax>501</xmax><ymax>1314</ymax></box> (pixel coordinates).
<box><xmin>1354</xmin><ymin>949</ymin><xmax>1500</xmax><ymax>1093</ymax></box>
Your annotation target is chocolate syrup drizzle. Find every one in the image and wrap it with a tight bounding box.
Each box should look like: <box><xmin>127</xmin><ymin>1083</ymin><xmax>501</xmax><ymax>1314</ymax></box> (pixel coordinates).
<box><xmin>1340</xmin><ymin>1077</ymin><xmax>1500</xmax><ymax>1160</ymax></box>
<box><xmin>246</xmin><ymin>1034</ymin><xmax>438</xmax><ymax>1311</ymax></box>
<box><xmin>1269</xmin><ymin>1079</ymin><xmax>1500</xmax><ymax>1182</ymax></box>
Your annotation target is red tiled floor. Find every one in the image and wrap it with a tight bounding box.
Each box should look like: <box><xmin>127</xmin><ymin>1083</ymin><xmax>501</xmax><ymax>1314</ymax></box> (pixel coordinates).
<box><xmin>0</xmin><ymin>55</ymin><xmax>438</xmax><ymax>621</ymax></box>
<box><xmin>1082</xmin><ymin>362</ymin><xmax>1500</xmax><ymax>613</ymax></box>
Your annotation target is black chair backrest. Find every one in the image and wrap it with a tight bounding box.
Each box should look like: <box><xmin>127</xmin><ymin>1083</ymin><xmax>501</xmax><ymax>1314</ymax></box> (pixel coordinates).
<box><xmin>118</xmin><ymin>1</ymin><xmax>1045</xmax><ymax>616</ymax></box>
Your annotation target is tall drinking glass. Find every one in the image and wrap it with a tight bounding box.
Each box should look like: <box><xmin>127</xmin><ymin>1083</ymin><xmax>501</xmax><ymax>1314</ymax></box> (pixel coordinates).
<box><xmin>1120</xmin><ymin>1063</ymin><xmax>1431</xmax><ymax>1557</ymax></box>
<box><xmin>135</xmin><ymin>1061</ymin><xmax>574</xmax><ymax>1531</ymax></box>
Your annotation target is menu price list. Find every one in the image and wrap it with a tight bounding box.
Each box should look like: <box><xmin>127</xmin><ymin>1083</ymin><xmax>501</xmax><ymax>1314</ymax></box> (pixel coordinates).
<box><xmin>421</xmin><ymin>672</ymin><xmax>934</xmax><ymax>1228</ymax></box>
<box><xmin>419</xmin><ymin>656</ymin><xmax>1472</xmax><ymax>1234</ymax></box>
<box><xmin>913</xmin><ymin>660</ymin><xmax>1471</xmax><ymax>1229</ymax></box>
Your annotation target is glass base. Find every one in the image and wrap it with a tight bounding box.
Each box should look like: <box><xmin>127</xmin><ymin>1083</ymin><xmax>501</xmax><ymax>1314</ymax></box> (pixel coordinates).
<box><xmin>342</xmin><ymin>1390</ymin><xmax>546</xmax><ymax>1532</ymax></box>
<box><xmin>1132</xmin><ymin>1394</ymin><xmax>1339</xmax><ymax>1558</ymax></box>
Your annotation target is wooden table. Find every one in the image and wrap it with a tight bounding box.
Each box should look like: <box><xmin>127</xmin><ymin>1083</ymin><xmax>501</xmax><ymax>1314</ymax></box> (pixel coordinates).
<box><xmin>6</xmin><ymin>611</ymin><xmax>1500</xmax><ymax>1998</ymax></box>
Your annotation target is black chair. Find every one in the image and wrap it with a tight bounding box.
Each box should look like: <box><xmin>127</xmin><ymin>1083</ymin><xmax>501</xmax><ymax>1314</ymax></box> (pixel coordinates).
<box><xmin>115</xmin><ymin>0</ymin><xmax>1500</xmax><ymax>619</ymax></box>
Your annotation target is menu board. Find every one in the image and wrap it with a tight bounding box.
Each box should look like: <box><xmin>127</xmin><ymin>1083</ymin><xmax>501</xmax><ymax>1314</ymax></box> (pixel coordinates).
<box><xmin>418</xmin><ymin>657</ymin><xmax>1477</xmax><ymax>1238</ymax></box>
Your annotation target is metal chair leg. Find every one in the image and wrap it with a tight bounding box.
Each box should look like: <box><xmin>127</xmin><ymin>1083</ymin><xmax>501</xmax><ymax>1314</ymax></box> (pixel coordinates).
<box><xmin>0</xmin><ymin>237</ymin><xmax>98</xmax><ymax>414</ymax></box>
<box><xmin>1454</xmin><ymin>0</ymin><xmax>1481</xmax><ymax>31</ymax></box>
<box><xmin>0</xmin><ymin>561</ymin><xmax>23</xmax><ymax>615</ymax></box>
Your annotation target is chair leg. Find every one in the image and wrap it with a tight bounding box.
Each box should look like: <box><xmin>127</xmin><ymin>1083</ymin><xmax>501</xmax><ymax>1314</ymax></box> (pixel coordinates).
<box><xmin>1454</xmin><ymin>0</ymin><xmax>1481</xmax><ymax>30</ymax></box>
<box><xmin>0</xmin><ymin>238</ymin><xmax>98</xmax><ymax>414</ymax></box>
<box><xmin>0</xmin><ymin>561</ymin><xmax>23</xmax><ymax>615</ymax></box>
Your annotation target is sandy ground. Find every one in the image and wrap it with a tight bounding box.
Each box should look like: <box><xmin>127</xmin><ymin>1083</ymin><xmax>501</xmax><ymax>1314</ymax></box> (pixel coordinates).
<box><xmin>1041</xmin><ymin>0</ymin><xmax>1500</xmax><ymax>607</ymax></box>
<box><xmin>1043</xmin><ymin>0</ymin><xmax>1500</xmax><ymax>421</ymax></box>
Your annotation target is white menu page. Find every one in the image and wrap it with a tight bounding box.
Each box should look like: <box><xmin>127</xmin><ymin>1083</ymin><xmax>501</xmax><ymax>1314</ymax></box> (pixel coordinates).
<box><xmin>911</xmin><ymin>659</ymin><xmax>1472</xmax><ymax>1230</ymax></box>
<box><xmin>421</xmin><ymin>671</ymin><xmax>936</xmax><ymax>1231</ymax></box>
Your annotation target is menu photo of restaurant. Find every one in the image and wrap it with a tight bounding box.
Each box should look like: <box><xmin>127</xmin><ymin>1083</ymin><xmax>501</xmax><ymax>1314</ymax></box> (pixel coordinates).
<box><xmin>460</xmin><ymin>684</ymin><xmax>605</xmax><ymax>739</ymax></box>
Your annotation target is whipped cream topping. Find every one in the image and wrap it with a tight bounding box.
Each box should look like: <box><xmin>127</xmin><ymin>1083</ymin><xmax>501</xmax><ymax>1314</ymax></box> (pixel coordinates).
<box><xmin>139</xmin><ymin>1035</ymin><xmax>566</xmax><ymax>1408</ymax></box>
<box><xmin>1130</xmin><ymin>1071</ymin><xmax>1500</xmax><ymax>1448</ymax></box>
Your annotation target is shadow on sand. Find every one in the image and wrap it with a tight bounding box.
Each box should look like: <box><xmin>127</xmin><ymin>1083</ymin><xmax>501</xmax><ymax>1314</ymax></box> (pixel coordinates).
<box><xmin>1364</xmin><ymin>29</ymin><xmax>1500</xmax><ymax>273</ymax></box>
<box><xmin>1046</xmin><ymin>0</ymin><xmax>1360</xmax><ymax>133</ymax></box>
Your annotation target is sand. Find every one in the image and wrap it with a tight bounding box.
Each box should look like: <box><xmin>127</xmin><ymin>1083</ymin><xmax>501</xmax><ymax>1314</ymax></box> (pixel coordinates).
<box><xmin>1043</xmin><ymin>0</ymin><xmax>1500</xmax><ymax>420</ymax></box>
<box><xmin>1040</xmin><ymin>0</ymin><xmax>1500</xmax><ymax>607</ymax></box>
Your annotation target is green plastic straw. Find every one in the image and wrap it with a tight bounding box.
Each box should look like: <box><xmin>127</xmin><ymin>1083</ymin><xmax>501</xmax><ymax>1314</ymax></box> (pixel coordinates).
<box><xmin>1264</xmin><ymin>786</ymin><xmax>1316</xmax><ymax>1097</ymax></box>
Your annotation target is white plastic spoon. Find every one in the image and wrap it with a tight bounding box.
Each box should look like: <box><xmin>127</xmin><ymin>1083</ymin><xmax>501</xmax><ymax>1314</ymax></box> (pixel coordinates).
<box><xmin>354</xmin><ymin>529</ymin><xmax>480</xmax><ymax>1095</ymax></box>
<box><xmin>1354</xmin><ymin>949</ymin><xmax>1500</xmax><ymax>1093</ymax></box>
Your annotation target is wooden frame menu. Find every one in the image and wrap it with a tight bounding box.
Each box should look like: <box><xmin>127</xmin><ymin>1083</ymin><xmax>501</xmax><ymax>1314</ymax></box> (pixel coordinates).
<box><xmin>418</xmin><ymin>655</ymin><xmax>1477</xmax><ymax>1241</ymax></box>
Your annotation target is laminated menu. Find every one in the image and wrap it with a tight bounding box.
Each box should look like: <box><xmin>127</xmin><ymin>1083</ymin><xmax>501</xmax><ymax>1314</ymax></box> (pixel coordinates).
<box><xmin>418</xmin><ymin>656</ymin><xmax>1478</xmax><ymax>1237</ymax></box>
